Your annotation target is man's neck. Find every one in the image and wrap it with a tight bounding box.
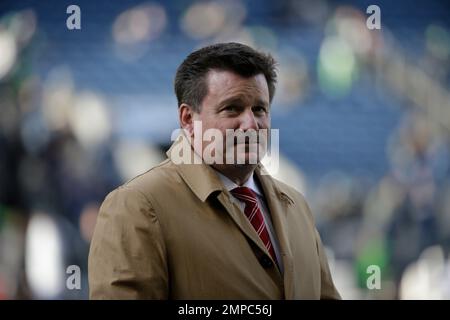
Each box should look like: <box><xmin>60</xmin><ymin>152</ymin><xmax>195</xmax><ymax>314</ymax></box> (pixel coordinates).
<box><xmin>211</xmin><ymin>164</ymin><xmax>257</xmax><ymax>186</ymax></box>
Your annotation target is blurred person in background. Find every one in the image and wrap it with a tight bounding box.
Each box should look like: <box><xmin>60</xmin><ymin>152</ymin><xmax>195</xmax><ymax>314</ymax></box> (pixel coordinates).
<box><xmin>88</xmin><ymin>42</ymin><xmax>341</xmax><ymax>299</ymax></box>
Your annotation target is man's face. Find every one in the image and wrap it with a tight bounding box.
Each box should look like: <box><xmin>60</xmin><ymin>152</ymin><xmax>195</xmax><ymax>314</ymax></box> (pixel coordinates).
<box><xmin>192</xmin><ymin>69</ymin><xmax>271</xmax><ymax>166</ymax></box>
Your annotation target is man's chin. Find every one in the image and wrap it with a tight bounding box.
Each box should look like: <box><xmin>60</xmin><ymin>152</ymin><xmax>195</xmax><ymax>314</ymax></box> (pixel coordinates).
<box><xmin>228</xmin><ymin>145</ymin><xmax>266</xmax><ymax>163</ymax></box>
<box><xmin>231</xmin><ymin>152</ymin><xmax>261</xmax><ymax>165</ymax></box>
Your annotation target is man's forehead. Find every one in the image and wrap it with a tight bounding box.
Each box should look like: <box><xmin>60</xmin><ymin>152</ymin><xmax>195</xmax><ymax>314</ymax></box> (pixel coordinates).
<box><xmin>205</xmin><ymin>69</ymin><xmax>269</xmax><ymax>98</ymax></box>
<box><xmin>206</xmin><ymin>69</ymin><xmax>266</xmax><ymax>84</ymax></box>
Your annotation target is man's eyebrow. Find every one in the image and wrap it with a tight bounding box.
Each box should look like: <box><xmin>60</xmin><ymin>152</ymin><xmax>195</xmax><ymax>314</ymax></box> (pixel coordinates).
<box><xmin>217</xmin><ymin>97</ymin><xmax>245</xmax><ymax>107</ymax></box>
<box><xmin>217</xmin><ymin>97</ymin><xmax>268</xmax><ymax>108</ymax></box>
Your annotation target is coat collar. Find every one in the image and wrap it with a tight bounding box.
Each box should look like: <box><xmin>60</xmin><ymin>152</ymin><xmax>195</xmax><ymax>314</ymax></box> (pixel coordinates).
<box><xmin>166</xmin><ymin>133</ymin><xmax>224</xmax><ymax>202</ymax></box>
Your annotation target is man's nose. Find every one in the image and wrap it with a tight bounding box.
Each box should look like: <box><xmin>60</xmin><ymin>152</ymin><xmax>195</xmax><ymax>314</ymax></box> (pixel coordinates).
<box><xmin>238</xmin><ymin>109</ymin><xmax>258</xmax><ymax>131</ymax></box>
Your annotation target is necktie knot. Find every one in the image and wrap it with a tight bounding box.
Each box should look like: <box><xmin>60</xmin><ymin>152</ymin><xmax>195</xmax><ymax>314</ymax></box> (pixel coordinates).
<box><xmin>230</xmin><ymin>186</ymin><xmax>257</xmax><ymax>204</ymax></box>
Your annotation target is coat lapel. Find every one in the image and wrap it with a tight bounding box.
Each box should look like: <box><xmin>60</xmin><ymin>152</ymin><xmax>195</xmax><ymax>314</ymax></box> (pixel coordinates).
<box><xmin>257</xmin><ymin>165</ymin><xmax>323</xmax><ymax>299</ymax></box>
<box><xmin>255</xmin><ymin>165</ymin><xmax>295</xmax><ymax>299</ymax></box>
<box><xmin>216</xmin><ymin>192</ymin><xmax>274</xmax><ymax>259</ymax></box>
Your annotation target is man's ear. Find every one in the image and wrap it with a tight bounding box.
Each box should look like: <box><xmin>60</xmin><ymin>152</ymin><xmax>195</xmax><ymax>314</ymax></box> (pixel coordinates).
<box><xmin>179</xmin><ymin>103</ymin><xmax>196</xmax><ymax>136</ymax></box>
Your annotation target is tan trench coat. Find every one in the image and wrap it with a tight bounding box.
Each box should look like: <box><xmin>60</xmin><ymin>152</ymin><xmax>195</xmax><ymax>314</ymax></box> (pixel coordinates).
<box><xmin>88</xmin><ymin>137</ymin><xmax>341</xmax><ymax>299</ymax></box>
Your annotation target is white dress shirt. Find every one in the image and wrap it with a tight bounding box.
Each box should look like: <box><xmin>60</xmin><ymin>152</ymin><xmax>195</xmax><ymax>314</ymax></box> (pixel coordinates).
<box><xmin>215</xmin><ymin>170</ymin><xmax>284</xmax><ymax>273</ymax></box>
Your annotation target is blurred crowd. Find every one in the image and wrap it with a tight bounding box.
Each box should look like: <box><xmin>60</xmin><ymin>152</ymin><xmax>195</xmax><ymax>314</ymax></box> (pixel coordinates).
<box><xmin>0</xmin><ymin>0</ymin><xmax>450</xmax><ymax>299</ymax></box>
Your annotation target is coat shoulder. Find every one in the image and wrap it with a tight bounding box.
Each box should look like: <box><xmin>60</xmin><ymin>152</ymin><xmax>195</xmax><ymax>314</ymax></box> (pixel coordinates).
<box><xmin>119</xmin><ymin>158</ymin><xmax>181</xmax><ymax>194</ymax></box>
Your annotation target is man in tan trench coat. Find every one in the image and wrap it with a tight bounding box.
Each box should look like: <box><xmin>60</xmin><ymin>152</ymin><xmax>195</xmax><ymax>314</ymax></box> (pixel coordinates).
<box><xmin>88</xmin><ymin>42</ymin><xmax>341</xmax><ymax>300</ymax></box>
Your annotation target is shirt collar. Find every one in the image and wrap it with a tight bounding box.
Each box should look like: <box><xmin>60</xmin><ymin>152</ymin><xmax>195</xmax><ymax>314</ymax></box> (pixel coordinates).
<box><xmin>214</xmin><ymin>170</ymin><xmax>263</xmax><ymax>197</ymax></box>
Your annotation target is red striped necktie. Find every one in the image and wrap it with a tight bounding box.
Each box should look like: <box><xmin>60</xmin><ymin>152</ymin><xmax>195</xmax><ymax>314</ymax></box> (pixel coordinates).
<box><xmin>230</xmin><ymin>186</ymin><xmax>276</xmax><ymax>263</ymax></box>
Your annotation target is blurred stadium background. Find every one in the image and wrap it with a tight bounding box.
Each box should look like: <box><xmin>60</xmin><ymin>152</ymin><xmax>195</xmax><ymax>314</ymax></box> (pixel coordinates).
<box><xmin>0</xmin><ymin>0</ymin><xmax>450</xmax><ymax>299</ymax></box>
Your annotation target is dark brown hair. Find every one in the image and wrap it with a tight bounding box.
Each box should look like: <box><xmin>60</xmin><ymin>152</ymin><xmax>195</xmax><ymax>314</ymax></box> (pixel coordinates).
<box><xmin>174</xmin><ymin>42</ymin><xmax>277</xmax><ymax>112</ymax></box>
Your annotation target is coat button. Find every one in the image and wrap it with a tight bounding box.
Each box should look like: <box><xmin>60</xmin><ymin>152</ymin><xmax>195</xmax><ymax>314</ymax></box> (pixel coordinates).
<box><xmin>259</xmin><ymin>255</ymin><xmax>273</xmax><ymax>268</ymax></box>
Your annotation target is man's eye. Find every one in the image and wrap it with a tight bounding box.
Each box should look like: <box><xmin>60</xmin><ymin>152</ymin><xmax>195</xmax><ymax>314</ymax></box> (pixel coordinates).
<box><xmin>224</xmin><ymin>105</ymin><xmax>239</xmax><ymax>112</ymax></box>
<box><xmin>253</xmin><ymin>106</ymin><xmax>267</xmax><ymax>113</ymax></box>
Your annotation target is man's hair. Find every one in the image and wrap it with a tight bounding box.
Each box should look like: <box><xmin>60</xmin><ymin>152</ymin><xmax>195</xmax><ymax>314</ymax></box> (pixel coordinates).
<box><xmin>174</xmin><ymin>42</ymin><xmax>277</xmax><ymax>112</ymax></box>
